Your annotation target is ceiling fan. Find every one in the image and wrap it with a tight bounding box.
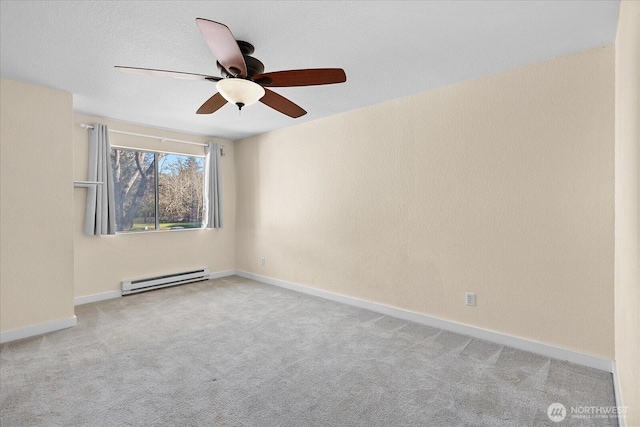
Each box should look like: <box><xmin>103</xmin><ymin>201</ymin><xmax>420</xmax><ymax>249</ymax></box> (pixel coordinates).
<box><xmin>115</xmin><ymin>18</ymin><xmax>347</xmax><ymax>118</ymax></box>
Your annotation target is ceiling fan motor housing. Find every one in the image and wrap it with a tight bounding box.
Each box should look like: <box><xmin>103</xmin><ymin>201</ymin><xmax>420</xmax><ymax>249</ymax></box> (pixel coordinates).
<box><xmin>217</xmin><ymin>41</ymin><xmax>265</xmax><ymax>79</ymax></box>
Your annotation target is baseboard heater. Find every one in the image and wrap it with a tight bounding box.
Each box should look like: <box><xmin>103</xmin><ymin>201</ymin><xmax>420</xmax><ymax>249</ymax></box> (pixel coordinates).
<box><xmin>122</xmin><ymin>268</ymin><xmax>210</xmax><ymax>295</ymax></box>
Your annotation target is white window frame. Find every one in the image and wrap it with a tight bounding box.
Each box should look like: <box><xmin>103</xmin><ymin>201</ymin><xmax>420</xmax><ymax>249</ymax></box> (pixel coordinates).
<box><xmin>110</xmin><ymin>146</ymin><xmax>205</xmax><ymax>233</ymax></box>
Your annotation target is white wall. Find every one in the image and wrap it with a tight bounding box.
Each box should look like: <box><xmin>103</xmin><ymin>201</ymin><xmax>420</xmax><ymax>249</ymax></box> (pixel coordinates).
<box><xmin>235</xmin><ymin>46</ymin><xmax>615</xmax><ymax>359</ymax></box>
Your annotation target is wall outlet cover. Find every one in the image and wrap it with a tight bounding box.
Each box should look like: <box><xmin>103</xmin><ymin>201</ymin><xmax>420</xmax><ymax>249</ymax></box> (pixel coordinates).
<box><xmin>465</xmin><ymin>292</ymin><xmax>476</xmax><ymax>307</ymax></box>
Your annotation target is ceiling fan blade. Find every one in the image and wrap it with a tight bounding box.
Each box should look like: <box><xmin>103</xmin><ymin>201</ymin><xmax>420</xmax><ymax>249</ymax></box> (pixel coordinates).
<box><xmin>254</xmin><ymin>68</ymin><xmax>346</xmax><ymax>87</ymax></box>
<box><xmin>260</xmin><ymin>88</ymin><xmax>306</xmax><ymax>118</ymax></box>
<box><xmin>196</xmin><ymin>93</ymin><xmax>227</xmax><ymax>114</ymax></box>
<box><xmin>196</xmin><ymin>18</ymin><xmax>247</xmax><ymax>78</ymax></box>
<box><xmin>115</xmin><ymin>66</ymin><xmax>220</xmax><ymax>81</ymax></box>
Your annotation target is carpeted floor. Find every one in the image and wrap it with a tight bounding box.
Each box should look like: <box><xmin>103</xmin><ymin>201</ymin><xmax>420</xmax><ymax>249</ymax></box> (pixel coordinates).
<box><xmin>1</xmin><ymin>276</ymin><xmax>618</xmax><ymax>426</ymax></box>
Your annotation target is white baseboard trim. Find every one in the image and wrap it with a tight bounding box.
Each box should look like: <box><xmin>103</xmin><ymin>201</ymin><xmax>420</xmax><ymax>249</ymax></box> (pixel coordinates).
<box><xmin>612</xmin><ymin>361</ymin><xmax>626</xmax><ymax>427</ymax></box>
<box><xmin>74</xmin><ymin>290</ymin><xmax>122</xmax><ymax>306</ymax></box>
<box><xmin>236</xmin><ymin>270</ymin><xmax>613</xmax><ymax>373</ymax></box>
<box><xmin>209</xmin><ymin>269</ymin><xmax>236</xmax><ymax>280</ymax></box>
<box><xmin>0</xmin><ymin>315</ymin><xmax>77</xmax><ymax>344</ymax></box>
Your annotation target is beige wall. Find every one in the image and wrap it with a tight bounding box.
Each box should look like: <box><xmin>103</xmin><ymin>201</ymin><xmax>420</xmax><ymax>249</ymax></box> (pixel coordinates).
<box><xmin>73</xmin><ymin>114</ymin><xmax>235</xmax><ymax>298</ymax></box>
<box><xmin>1</xmin><ymin>36</ymin><xmax>626</xmax><ymax>414</ymax></box>
<box><xmin>235</xmin><ymin>46</ymin><xmax>615</xmax><ymax>359</ymax></box>
<box><xmin>0</xmin><ymin>79</ymin><xmax>75</xmax><ymax>332</ymax></box>
<box><xmin>615</xmin><ymin>1</ymin><xmax>640</xmax><ymax>424</ymax></box>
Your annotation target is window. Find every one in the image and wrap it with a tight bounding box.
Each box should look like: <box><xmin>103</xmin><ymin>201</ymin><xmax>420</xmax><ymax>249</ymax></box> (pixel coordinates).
<box><xmin>111</xmin><ymin>148</ymin><xmax>204</xmax><ymax>232</ymax></box>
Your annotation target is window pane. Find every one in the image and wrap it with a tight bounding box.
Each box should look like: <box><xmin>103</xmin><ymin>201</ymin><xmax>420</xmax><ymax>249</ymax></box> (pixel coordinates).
<box><xmin>111</xmin><ymin>149</ymin><xmax>156</xmax><ymax>232</ymax></box>
<box><xmin>158</xmin><ymin>154</ymin><xmax>204</xmax><ymax>229</ymax></box>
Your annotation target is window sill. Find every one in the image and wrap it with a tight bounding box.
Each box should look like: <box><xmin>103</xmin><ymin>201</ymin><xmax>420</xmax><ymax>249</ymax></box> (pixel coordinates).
<box><xmin>115</xmin><ymin>227</ymin><xmax>206</xmax><ymax>235</ymax></box>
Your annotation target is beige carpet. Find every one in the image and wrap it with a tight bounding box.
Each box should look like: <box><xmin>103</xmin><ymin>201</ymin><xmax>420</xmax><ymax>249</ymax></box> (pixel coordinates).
<box><xmin>1</xmin><ymin>276</ymin><xmax>618</xmax><ymax>426</ymax></box>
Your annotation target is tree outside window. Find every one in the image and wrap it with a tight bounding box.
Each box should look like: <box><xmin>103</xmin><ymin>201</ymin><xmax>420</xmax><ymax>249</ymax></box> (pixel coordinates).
<box><xmin>111</xmin><ymin>148</ymin><xmax>204</xmax><ymax>232</ymax></box>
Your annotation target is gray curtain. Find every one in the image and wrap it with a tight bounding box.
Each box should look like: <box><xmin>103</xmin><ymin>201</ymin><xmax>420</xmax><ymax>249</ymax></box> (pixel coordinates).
<box><xmin>203</xmin><ymin>142</ymin><xmax>223</xmax><ymax>228</ymax></box>
<box><xmin>83</xmin><ymin>124</ymin><xmax>116</xmax><ymax>235</ymax></box>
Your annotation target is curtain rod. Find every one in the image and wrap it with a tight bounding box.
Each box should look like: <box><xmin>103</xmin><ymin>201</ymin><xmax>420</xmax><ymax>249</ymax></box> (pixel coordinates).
<box><xmin>79</xmin><ymin>123</ymin><xmax>213</xmax><ymax>148</ymax></box>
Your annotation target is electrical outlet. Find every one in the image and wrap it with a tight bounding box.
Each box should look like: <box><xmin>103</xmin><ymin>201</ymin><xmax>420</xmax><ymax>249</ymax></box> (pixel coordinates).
<box><xmin>260</xmin><ymin>257</ymin><xmax>265</xmax><ymax>266</ymax></box>
<box><xmin>465</xmin><ymin>292</ymin><xmax>476</xmax><ymax>307</ymax></box>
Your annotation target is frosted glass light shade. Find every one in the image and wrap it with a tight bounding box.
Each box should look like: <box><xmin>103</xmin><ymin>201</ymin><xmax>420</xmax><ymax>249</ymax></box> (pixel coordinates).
<box><xmin>216</xmin><ymin>78</ymin><xmax>265</xmax><ymax>109</ymax></box>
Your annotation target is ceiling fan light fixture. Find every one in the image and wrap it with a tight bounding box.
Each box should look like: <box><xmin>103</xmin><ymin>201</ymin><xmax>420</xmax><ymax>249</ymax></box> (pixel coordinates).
<box><xmin>216</xmin><ymin>78</ymin><xmax>265</xmax><ymax>110</ymax></box>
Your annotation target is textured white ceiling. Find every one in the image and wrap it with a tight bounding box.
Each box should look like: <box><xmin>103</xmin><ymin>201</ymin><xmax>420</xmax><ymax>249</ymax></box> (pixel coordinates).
<box><xmin>0</xmin><ymin>1</ymin><xmax>620</xmax><ymax>141</ymax></box>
